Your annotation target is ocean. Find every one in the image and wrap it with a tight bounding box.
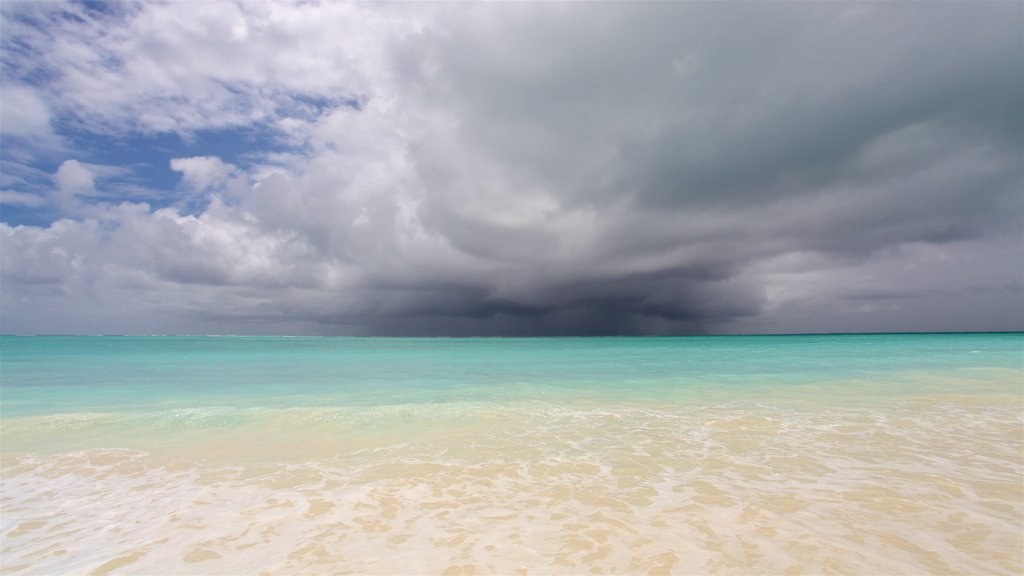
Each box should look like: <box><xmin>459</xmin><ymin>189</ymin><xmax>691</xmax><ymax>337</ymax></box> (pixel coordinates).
<box><xmin>1</xmin><ymin>333</ymin><xmax>1021</xmax><ymax>574</ymax></box>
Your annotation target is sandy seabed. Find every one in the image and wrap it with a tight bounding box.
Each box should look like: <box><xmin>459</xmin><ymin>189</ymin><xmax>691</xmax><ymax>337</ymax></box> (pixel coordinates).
<box><xmin>3</xmin><ymin>395</ymin><xmax>1021</xmax><ymax>575</ymax></box>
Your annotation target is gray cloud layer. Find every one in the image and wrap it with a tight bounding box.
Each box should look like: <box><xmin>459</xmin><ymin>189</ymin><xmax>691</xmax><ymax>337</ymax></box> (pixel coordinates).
<box><xmin>1</xmin><ymin>2</ymin><xmax>1022</xmax><ymax>335</ymax></box>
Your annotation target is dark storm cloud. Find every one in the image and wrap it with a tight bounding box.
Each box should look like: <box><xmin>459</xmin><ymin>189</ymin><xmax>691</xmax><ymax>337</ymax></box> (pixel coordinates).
<box><xmin>404</xmin><ymin>3</ymin><xmax>1022</xmax><ymax>204</ymax></box>
<box><xmin>365</xmin><ymin>1</ymin><xmax>1022</xmax><ymax>335</ymax></box>
<box><xmin>1</xmin><ymin>1</ymin><xmax>1021</xmax><ymax>335</ymax></box>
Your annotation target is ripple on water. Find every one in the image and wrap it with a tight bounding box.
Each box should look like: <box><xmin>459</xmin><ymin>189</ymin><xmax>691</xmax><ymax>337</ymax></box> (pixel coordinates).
<box><xmin>1</xmin><ymin>402</ymin><xmax>1022</xmax><ymax>575</ymax></box>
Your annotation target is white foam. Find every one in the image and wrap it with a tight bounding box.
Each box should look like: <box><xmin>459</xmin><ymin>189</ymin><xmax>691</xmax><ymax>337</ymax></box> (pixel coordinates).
<box><xmin>2</xmin><ymin>399</ymin><xmax>1021</xmax><ymax>574</ymax></box>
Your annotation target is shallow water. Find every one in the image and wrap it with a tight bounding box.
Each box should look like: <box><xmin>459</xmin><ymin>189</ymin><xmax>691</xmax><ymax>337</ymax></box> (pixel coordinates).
<box><xmin>2</xmin><ymin>334</ymin><xmax>1022</xmax><ymax>574</ymax></box>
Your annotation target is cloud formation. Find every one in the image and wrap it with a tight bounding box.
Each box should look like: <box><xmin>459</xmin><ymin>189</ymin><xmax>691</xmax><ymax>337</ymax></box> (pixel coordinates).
<box><xmin>1</xmin><ymin>2</ymin><xmax>1022</xmax><ymax>335</ymax></box>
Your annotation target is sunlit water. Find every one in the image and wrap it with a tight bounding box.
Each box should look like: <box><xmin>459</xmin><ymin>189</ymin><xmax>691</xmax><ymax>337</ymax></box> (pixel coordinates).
<box><xmin>1</xmin><ymin>334</ymin><xmax>1021</xmax><ymax>575</ymax></box>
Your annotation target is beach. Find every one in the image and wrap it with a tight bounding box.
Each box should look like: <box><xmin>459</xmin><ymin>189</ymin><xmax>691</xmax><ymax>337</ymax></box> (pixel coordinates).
<box><xmin>1</xmin><ymin>334</ymin><xmax>1021</xmax><ymax>574</ymax></box>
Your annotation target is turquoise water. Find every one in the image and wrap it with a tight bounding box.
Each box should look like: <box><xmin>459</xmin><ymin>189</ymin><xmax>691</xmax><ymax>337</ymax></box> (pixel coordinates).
<box><xmin>1</xmin><ymin>333</ymin><xmax>1022</xmax><ymax>574</ymax></box>
<box><xmin>3</xmin><ymin>333</ymin><xmax>1021</xmax><ymax>417</ymax></box>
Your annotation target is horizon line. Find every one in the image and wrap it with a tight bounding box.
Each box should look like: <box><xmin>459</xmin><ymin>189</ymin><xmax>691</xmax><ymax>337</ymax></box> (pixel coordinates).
<box><xmin>2</xmin><ymin>330</ymin><xmax>1021</xmax><ymax>338</ymax></box>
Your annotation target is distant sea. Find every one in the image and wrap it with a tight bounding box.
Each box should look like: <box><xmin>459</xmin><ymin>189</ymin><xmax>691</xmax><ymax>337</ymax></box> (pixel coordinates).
<box><xmin>1</xmin><ymin>333</ymin><xmax>1021</xmax><ymax>574</ymax></box>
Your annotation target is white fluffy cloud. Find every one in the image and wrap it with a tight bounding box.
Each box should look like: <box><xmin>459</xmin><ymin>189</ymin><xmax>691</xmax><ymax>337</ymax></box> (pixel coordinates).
<box><xmin>0</xmin><ymin>190</ymin><xmax>47</xmax><ymax>208</ymax></box>
<box><xmin>1</xmin><ymin>1</ymin><xmax>1021</xmax><ymax>335</ymax></box>
<box><xmin>52</xmin><ymin>159</ymin><xmax>94</xmax><ymax>210</ymax></box>
<box><xmin>170</xmin><ymin>157</ymin><xmax>236</xmax><ymax>192</ymax></box>
<box><xmin>0</xmin><ymin>1</ymin><xmax>423</xmax><ymax>137</ymax></box>
<box><xmin>0</xmin><ymin>85</ymin><xmax>54</xmax><ymax>139</ymax></box>
<box><xmin>0</xmin><ymin>84</ymin><xmax>65</xmax><ymax>163</ymax></box>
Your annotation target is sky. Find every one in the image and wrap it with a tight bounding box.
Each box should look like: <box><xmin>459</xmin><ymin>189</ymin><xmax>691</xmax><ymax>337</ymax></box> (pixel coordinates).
<box><xmin>1</xmin><ymin>1</ymin><xmax>1022</xmax><ymax>336</ymax></box>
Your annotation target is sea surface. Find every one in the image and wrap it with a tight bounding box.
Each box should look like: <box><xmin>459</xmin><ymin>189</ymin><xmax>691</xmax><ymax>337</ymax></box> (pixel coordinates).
<box><xmin>1</xmin><ymin>333</ymin><xmax>1021</xmax><ymax>575</ymax></box>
